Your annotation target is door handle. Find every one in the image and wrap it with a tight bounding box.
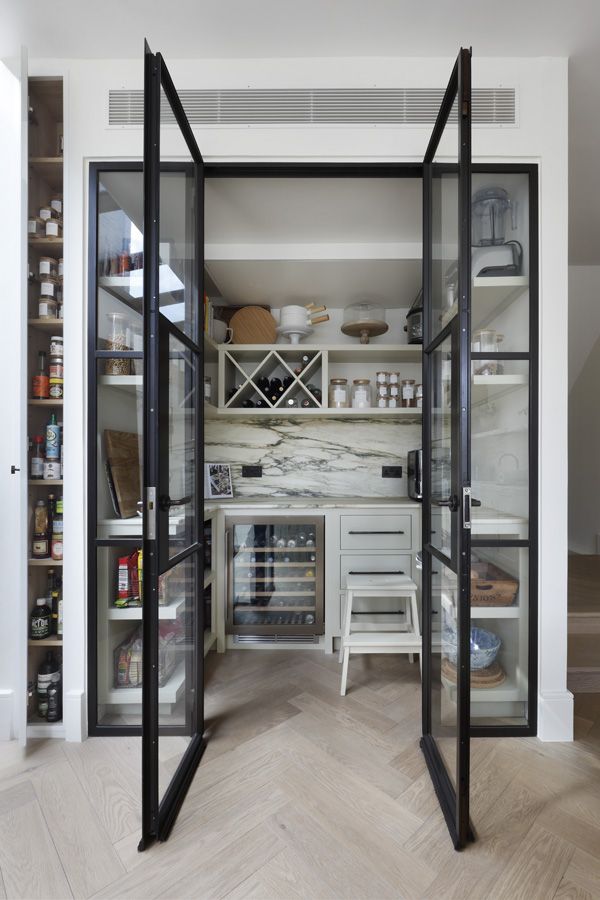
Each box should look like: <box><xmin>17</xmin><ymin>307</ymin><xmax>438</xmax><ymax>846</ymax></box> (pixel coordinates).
<box><xmin>348</xmin><ymin>530</ymin><xmax>405</xmax><ymax>535</ymax></box>
<box><xmin>159</xmin><ymin>494</ymin><xmax>192</xmax><ymax>511</ymax></box>
<box><xmin>348</xmin><ymin>570</ymin><xmax>405</xmax><ymax>575</ymax></box>
<box><xmin>435</xmin><ymin>495</ymin><xmax>459</xmax><ymax>512</ymax></box>
<box><xmin>10</xmin><ymin>465</ymin><xmax>20</xmax><ymax>474</ymax></box>
<box><xmin>472</xmin><ymin>498</ymin><xmax>482</xmax><ymax>507</ymax></box>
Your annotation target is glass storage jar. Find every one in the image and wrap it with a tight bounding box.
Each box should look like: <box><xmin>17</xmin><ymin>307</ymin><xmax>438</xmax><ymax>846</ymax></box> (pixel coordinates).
<box><xmin>328</xmin><ymin>378</ymin><xmax>349</xmax><ymax>408</ymax></box>
<box><xmin>375</xmin><ymin>385</ymin><xmax>388</xmax><ymax>408</ymax></box>
<box><xmin>105</xmin><ymin>312</ymin><xmax>131</xmax><ymax>376</ymax></box>
<box><xmin>401</xmin><ymin>379</ymin><xmax>416</xmax><ymax>408</ymax></box>
<box><xmin>351</xmin><ymin>379</ymin><xmax>372</xmax><ymax>409</ymax></box>
<box><xmin>416</xmin><ymin>384</ymin><xmax>423</xmax><ymax>408</ymax></box>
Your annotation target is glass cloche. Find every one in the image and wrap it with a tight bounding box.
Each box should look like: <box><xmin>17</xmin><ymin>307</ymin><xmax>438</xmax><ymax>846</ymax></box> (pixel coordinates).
<box><xmin>341</xmin><ymin>301</ymin><xmax>389</xmax><ymax>344</ymax></box>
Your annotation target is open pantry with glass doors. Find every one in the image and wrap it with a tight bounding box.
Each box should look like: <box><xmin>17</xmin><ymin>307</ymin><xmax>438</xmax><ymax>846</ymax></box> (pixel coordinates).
<box><xmin>87</xmin><ymin>158</ymin><xmax>537</xmax><ymax>737</ymax></box>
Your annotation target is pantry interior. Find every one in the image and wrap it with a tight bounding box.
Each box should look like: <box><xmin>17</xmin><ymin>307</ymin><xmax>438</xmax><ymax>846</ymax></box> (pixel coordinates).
<box><xmin>85</xmin><ymin>156</ymin><xmax>537</xmax><ymax>747</ymax></box>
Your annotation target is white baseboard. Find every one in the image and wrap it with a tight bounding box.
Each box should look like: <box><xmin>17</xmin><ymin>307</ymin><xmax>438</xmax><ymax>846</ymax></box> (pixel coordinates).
<box><xmin>537</xmin><ymin>690</ymin><xmax>574</xmax><ymax>741</ymax></box>
<box><xmin>0</xmin><ymin>690</ymin><xmax>14</xmax><ymax>741</ymax></box>
<box><xmin>64</xmin><ymin>689</ymin><xmax>85</xmax><ymax>742</ymax></box>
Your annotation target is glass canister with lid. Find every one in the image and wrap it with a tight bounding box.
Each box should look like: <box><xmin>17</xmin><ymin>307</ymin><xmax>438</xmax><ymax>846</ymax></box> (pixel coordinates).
<box><xmin>401</xmin><ymin>379</ymin><xmax>416</xmax><ymax>408</ymax></box>
<box><xmin>328</xmin><ymin>378</ymin><xmax>349</xmax><ymax>408</ymax></box>
<box><xmin>104</xmin><ymin>312</ymin><xmax>131</xmax><ymax>376</ymax></box>
<box><xmin>351</xmin><ymin>379</ymin><xmax>372</xmax><ymax>409</ymax></box>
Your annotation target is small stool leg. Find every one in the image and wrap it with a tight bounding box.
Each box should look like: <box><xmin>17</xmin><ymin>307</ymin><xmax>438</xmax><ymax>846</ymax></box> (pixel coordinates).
<box><xmin>339</xmin><ymin>588</ymin><xmax>353</xmax><ymax>665</ymax></box>
<box><xmin>338</xmin><ymin>592</ymin><xmax>347</xmax><ymax>663</ymax></box>
<box><xmin>340</xmin><ymin>647</ymin><xmax>350</xmax><ymax>696</ymax></box>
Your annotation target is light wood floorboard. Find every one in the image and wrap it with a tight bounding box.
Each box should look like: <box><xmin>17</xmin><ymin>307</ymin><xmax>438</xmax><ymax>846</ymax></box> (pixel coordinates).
<box><xmin>0</xmin><ymin>649</ymin><xmax>599</xmax><ymax>899</ymax></box>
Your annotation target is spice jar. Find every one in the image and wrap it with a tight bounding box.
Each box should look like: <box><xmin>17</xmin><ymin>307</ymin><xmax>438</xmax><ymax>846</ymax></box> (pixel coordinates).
<box><xmin>45</xmin><ymin>219</ymin><xmax>62</xmax><ymax>239</ymax></box>
<box><xmin>28</xmin><ymin>216</ymin><xmax>45</xmax><ymax>237</ymax></box>
<box><xmin>204</xmin><ymin>376</ymin><xmax>212</xmax><ymax>402</ymax></box>
<box><xmin>58</xmin><ymin>258</ymin><xmax>64</xmax><ymax>281</ymax></box>
<box><xmin>328</xmin><ymin>378</ymin><xmax>349</xmax><ymax>409</ymax></box>
<box><xmin>38</xmin><ymin>297</ymin><xmax>58</xmax><ymax>320</ymax></box>
<box><xmin>389</xmin><ymin>383</ymin><xmax>399</xmax><ymax>398</ymax></box>
<box><xmin>39</xmin><ymin>205</ymin><xmax>58</xmax><ymax>221</ymax></box>
<box><xmin>389</xmin><ymin>372</ymin><xmax>400</xmax><ymax>385</ymax></box>
<box><xmin>376</xmin><ymin>385</ymin><xmax>388</xmax><ymax>408</ymax></box>
<box><xmin>49</xmin><ymin>335</ymin><xmax>63</xmax><ymax>357</ymax></box>
<box><xmin>49</xmin><ymin>378</ymin><xmax>63</xmax><ymax>399</ymax></box>
<box><xmin>416</xmin><ymin>384</ymin><xmax>423</xmax><ymax>408</ymax></box>
<box><xmin>376</xmin><ymin>371</ymin><xmax>389</xmax><ymax>386</ymax></box>
<box><xmin>104</xmin><ymin>313</ymin><xmax>131</xmax><ymax>375</ymax></box>
<box><xmin>351</xmin><ymin>379</ymin><xmax>372</xmax><ymax>409</ymax></box>
<box><xmin>39</xmin><ymin>257</ymin><xmax>57</xmax><ymax>278</ymax></box>
<box><xmin>40</xmin><ymin>278</ymin><xmax>56</xmax><ymax>298</ymax></box>
<box><xmin>49</xmin><ymin>197</ymin><xmax>63</xmax><ymax>216</ymax></box>
<box><xmin>401</xmin><ymin>379</ymin><xmax>416</xmax><ymax>408</ymax></box>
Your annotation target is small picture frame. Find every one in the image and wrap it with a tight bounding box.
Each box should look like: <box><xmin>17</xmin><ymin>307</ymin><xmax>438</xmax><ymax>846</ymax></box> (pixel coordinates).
<box><xmin>204</xmin><ymin>463</ymin><xmax>233</xmax><ymax>499</ymax></box>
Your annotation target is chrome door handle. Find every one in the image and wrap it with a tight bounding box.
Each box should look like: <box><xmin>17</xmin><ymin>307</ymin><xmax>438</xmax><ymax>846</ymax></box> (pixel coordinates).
<box><xmin>436</xmin><ymin>495</ymin><xmax>459</xmax><ymax>512</ymax></box>
<box><xmin>159</xmin><ymin>494</ymin><xmax>192</xmax><ymax>511</ymax></box>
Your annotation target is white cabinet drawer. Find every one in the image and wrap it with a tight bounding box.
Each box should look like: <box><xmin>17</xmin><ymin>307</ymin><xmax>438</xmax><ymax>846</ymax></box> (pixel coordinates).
<box><xmin>340</xmin><ymin>514</ymin><xmax>413</xmax><ymax>551</ymax></box>
<box><xmin>339</xmin><ymin>553</ymin><xmax>413</xmax><ymax>589</ymax></box>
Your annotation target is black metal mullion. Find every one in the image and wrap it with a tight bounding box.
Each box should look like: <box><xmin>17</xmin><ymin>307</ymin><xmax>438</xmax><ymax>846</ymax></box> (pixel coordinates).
<box><xmin>87</xmin><ymin>163</ymin><xmax>100</xmax><ymax>736</ymax></box>
<box><xmin>456</xmin><ymin>46</ymin><xmax>473</xmax><ymax>850</ymax></box>
<box><xmin>422</xmin><ymin>157</ymin><xmax>432</xmax><ymax>739</ymax></box>
<box><xmin>140</xmin><ymin>41</ymin><xmax>161</xmax><ymax>852</ymax></box>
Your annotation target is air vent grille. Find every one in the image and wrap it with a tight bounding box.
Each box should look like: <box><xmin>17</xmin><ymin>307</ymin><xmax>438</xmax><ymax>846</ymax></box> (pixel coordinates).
<box><xmin>108</xmin><ymin>87</ymin><xmax>515</xmax><ymax>127</ymax></box>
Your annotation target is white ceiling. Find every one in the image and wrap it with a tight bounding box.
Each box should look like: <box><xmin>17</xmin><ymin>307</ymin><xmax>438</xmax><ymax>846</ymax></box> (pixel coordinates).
<box><xmin>3</xmin><ymin>0</ymin><xmax>599</xmax><ymax>262</ymax></box>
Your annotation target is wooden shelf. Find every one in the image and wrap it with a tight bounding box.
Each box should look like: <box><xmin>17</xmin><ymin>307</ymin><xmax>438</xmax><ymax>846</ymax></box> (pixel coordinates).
<box><xmin>104</xmin><ymin>660</ymin><xmax>186</xmax><ymax>705</ymax></box>
<box><xmin>28</xmin><ymin>237</ymin><xmax>63</xmax><ymax>249</ymax></box>
<box><xmin>235</xmin><ymin>547</ymin><xmax>315</xmax><ymax>554</ymax></box>
<box><xmin>29</xmin><ymin>479</ymin><xmax>63</xmax><ymax>485</ymax></box>
<box><xmin>28</xmin><ymin>318</ymin><xmax>63</xmax><ymax>330</ymax></box>
<box><xmin>29</xmin><ymin>157</ymin><xmax>63</xmax><ymax>191</ymax></box>
<box><xmin>29</xmin><ymin>399</ymin><xmax>63</xmax><ymax>407</ymax></box>
<box><xmin>28</xmin><ymin>638</ymin><xmax>63</xmax><ymax>647</ymax></box>
<box><xmin>29</xmin><ymin>559</ymin><xmax>63</xmax><ymax>567</ymax></box>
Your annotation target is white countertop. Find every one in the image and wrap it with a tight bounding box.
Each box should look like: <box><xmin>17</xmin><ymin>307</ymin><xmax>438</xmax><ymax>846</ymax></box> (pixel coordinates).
<box><xmin>204</xmin><ymin>497</ymin><xmax>421</xmax><ymax>514</ymax></box>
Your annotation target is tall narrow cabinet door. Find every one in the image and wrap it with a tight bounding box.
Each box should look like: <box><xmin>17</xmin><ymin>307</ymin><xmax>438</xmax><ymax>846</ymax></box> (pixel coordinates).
<box><xmin>420</xmin><ymin>47</ymin><xmax>474</xmax><ymax>850</ymax></box>
<box><xmin>140</xmin><ymin>41</ymin><xmax>206</xmax><ymax>849</ymax></box>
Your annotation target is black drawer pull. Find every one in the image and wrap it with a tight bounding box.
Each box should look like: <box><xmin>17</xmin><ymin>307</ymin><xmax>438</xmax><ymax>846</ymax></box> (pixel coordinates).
<box><xmin>348</xmin><ymin>530</ymin><xmax>405</xmax><ymax>535</ymax></box>
<box><xmin>351</xmin><ymin>610</ymin><xmax>405</xmax><ymax>616</ymax></box>
<box><xmin>348</xmin><ymin>570</ymin><xmax>405</xmax><ymax>575</ymax></box>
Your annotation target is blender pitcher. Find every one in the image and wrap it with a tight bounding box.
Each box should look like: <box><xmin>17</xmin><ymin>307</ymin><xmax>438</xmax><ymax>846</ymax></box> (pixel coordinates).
<box><xmin>472</xmin><ymin>187</ymin><xmax>516</xmax><ymax>246</ymax></box>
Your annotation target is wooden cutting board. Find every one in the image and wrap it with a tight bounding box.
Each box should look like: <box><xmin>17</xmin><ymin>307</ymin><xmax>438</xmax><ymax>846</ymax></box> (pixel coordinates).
<box><xmin>442</xmin><ymin>658</ymin><xmax>506</xmax><ymax>688</ymax></box>
<box><xmin>230</xmin><ymin>306</ymin><xmax>277</xmax><ymax>344</ymax></box>
<box><xmin>105</xmin><ymin>430</ymin><xmax>142</xmax><ymax>518</ymax></box>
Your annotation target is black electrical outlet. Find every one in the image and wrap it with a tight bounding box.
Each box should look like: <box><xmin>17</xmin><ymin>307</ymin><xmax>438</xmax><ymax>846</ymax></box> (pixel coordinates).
<box><xmin>382</xmin><ymin>465</ymin><xmax>402</xmax><ymax>478</ymax></box>
<box><xmin>242</xmin><ymin>465</ymin><xmax>262</xmax><ymax>478</ymax></box>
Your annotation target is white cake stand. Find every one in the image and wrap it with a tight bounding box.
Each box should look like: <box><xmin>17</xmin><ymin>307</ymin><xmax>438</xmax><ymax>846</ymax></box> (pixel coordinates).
<box><xmin>276</xmin><ymin>324</ymin><xmax>314</xmax><ymax>344</ymax></box>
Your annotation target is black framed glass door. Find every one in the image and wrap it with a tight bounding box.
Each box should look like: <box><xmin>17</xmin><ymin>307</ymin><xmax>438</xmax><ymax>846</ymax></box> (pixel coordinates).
<box><xmin>140</xmin><ymin>41</ymin><xmax>205</xmax><ymax>849</ymax></box>
<box><xmin>420</xmin><ymin>48</ymin><xmax>474</xmax><ymax>850</ymax></box>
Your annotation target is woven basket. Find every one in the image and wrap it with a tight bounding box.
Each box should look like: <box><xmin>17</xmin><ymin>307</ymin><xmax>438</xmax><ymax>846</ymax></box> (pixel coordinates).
<box><xmin>471</xmin><ymin>561</ymin><xmax>518</xmax><ymax>607</ymax></box>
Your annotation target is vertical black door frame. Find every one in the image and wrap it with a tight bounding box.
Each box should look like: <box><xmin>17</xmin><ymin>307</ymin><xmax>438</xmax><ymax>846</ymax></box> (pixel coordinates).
<box><xmin>140</xmin><ymin>40</ymin><xmax>206</xmax><ymax>851</ymax></box>
<box><xmin>420</xmin><ymin>47</ymin><xmax>474</xmax><ymax>851</ymax></box>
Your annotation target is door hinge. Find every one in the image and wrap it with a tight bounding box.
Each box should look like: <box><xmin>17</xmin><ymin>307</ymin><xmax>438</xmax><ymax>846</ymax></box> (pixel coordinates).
<box><xmin>146</xmin><ymin>486</ymin><xmax>157</xmax><ymax>540</ymax></box>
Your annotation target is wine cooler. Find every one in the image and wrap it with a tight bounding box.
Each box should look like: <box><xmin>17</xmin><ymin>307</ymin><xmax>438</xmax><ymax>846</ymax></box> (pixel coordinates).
<box><xmin>226</xmin><ymin>516</ymin><xmax>325</xmax><ymax>637</ymax></box>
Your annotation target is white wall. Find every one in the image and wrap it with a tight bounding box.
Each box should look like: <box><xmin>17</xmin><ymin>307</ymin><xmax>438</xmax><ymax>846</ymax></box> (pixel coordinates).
<box><xmin>568</xmin><ymin>265</ymin><xmax>600</xmax><ymax>554</ymax></box>
<box><xmin>17</xmin><ymin>52</ymin><xmax>570</xmax><ymax>740</ymax></box>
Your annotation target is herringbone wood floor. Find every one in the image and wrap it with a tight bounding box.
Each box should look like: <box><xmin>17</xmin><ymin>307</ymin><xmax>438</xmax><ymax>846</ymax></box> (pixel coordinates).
<box><xmin>0</xmin><ymin>650</ymin><xmax>599</xmax><ymax>899</ymax></box>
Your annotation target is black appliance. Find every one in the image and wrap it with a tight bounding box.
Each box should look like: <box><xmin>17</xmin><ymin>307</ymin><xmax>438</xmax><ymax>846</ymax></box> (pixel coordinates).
<box><xmin>407</xmin><ymin>449</ymin><xmax>423</xmax><ymax>501</ymax></box>
<box><xmin>404</xmin><ymin>289</ymin><xmax>423</xmax><ymax>344</ymax></box>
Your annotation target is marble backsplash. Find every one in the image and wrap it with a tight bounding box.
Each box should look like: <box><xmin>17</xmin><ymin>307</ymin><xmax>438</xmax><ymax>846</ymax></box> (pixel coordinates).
<box><xmin>205</xmin><ymin>417</ymin><xmax>422</xmax><ymax>498</ymax></box>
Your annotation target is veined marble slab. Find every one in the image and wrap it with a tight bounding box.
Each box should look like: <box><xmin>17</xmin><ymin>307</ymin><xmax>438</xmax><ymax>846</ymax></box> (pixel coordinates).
<box><xmin>204</xmin><ymin>416</ymin><xmax>421</xmax><ymax>499</ymax></box>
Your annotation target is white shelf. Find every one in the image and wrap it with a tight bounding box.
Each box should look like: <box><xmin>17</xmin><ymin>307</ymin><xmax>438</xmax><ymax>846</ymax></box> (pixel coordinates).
<box><xmin>204</xmin><ymin>570</ymin><xmax>215</xmax><ymax>589</ymax></box>
<box><xmin>104</xmin><ymin>660</ymin><xmax>186</xmax><ymax>705</ymax></box>
<box><xmin>441</xmin><ymin>275</ymin><xmax>529</xmax><ymax>330</ymax></box>
<box><xmin>472</xmin><ymin>373</ymin><xmax>528</xmax><ymax>406</ymax></box>
<box><xmin>27</xmin><ymin>721</ymin><xmax>65</xmax><ymax>739</ymax></box>
<box><xmin>204</xmin><ymin>632</ymin><xmax>217</xmax><ymax>655</ymax></box>
<box><xmin>97</xmin><ymin>515</ymin><xmax>185</xmax><ymax>538</ymax></box>
<box><xmin>470</xmin><ymin>606</ymin><xmax>522</xmax><ymax>619</ymax></box>
<box><xmin>214</xmin><ymin>406</ymin><xmax>421</xmax><ymax>418</ymax></box>
<box><xmin>443</xmin><ymin>670</ymin><xmax>527</xmax><ymax>703</ymax></box>
<box><xmin>220</xmin><ymin>342</ymin><xmax>421</xmax><ymax>363</ymax></box>
<box><xmin>107</xmin><ymin>597</ymin><xmax>186</xmax><ymax>620</ymax></box>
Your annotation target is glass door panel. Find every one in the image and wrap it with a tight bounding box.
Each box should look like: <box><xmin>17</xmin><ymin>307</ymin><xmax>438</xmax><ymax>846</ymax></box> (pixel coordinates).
<box><xmin>141</xmin><ymin>43</ymin><xmax>205</xmax><ymax>850</ymax></box>
<box><xmin>421</xmin><ymin>48</ymin><xmax>473</xmax><ymax>851</ymax></box>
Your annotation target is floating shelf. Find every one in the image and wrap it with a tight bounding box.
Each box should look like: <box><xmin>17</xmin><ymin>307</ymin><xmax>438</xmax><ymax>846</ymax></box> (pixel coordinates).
<box><xmin>103</xmin><ymin>660</ymin><xmax>186</xmax><ymax>705</ymax></box>
<box><xmin>29</xmin><ymin>559</ymin><xmax>63</xmax><ymax>567</ymax></box>
<box><xmin>29</xmin><ymin>399</ymin><xmax>64</xmax><ymax>407</ymax></box>
<box><xmin>29</xmin><ymin>479</ymin><xmax>63</xmax><ymax>485</ymax></box>
<box><xmin>28</xmin><ymin>318</ymin><xmax>63</xmax><ymax>330</ymax></box>
<box><xmin>472</xmin><ymin>374</ymin><xmax>528</xmax><ymax>406</ymax></box>
<box><xmin>28</xmin><ymin>638</ymin><xmax>63</xmax><ymax>647</ymax></box>
<box><xmin>107</xmin><ymin>596</ymin><xmax>186</xmax><ymax>621</ymax></box>
<box><xmin>29</xmin><ymin>157</ymin><xmax>63</xmax><ymax>191</ymax></box>
<box><xmin>28</xmin><ymin>237</ymin><xmax>63</xmax><ymax>249</ymax></box>
<box><xmin>441</xmin><ymin>276</ymin><xmax>529</xmax><ymax>330</ymax></box>
<box><xmin>470</xmin><ymin>606</ymin><xmax>522</xmax><ymax>620</ymax></box>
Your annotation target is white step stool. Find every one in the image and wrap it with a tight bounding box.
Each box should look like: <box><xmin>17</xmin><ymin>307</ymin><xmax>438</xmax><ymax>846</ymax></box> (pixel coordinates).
<box><xmin>339</xmin><ymin>574</ymin><xmax>421</xmax><ymax>696</ymax></box>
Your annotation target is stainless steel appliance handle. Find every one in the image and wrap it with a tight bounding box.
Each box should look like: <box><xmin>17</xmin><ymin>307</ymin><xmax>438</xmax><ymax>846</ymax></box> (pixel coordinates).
<box><xmin>348</xmin><ymin>530</ymin><xmax>405</xmax><ymax>535</ymax></box>
<box><xmin>348</xmin><ymin>570</ymin><xmax>405</xmax><ymax>575</ymax></box>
